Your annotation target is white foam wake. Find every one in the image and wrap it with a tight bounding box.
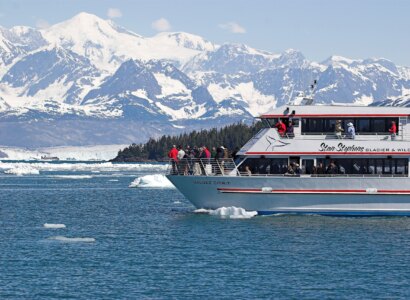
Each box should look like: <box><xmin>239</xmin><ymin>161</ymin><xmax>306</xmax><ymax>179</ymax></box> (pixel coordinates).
<box><xmin>4</xmin><ymin>165</ymin><xmax>40</xmax><ymax>175</ymax></box>
<box><xmin>129</xmin><ymin>174</ymin><xmax>175</xmax><ymax>188</ymax></box>
<box><xmin>48</xmin><ymin>236</ymin><xmax>95</xmax><ymax>243</ymax></box>
<box><xmin>43</xmin><ymin>223</ymin><xmax>66</xmax><ymax>229</ymax></box>
<box><xmin>194</xmin><ymin>206</ymin><xmax>258</xmax><ymax>219</ymax></box>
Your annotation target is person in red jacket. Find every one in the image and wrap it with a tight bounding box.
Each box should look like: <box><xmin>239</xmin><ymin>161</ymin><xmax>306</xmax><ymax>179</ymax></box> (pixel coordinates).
<box><xmin>168</xmin><ymin>145</ymin><xmax>179</xmax><ymax>174</ymax></box>
<box><xmin>168</xmin><ymin>145</ymin><xmax>178</xmax><ymax>161</ymax></box>
<box><xmin>389</xmin><ymin>121</ymin><xmax>397</xmax><ymax>139</ymax></box>
<box><xmin>275</xmin><ymin>119</ymin><xmax>287</xmax><ymax>137</ymax></box>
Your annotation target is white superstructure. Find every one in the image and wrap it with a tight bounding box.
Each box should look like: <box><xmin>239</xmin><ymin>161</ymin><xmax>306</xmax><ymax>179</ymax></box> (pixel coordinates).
<box><xmin>167</xmin><ymin>104</ymin><xmax>410</xmax><ymax>216</ymax></box>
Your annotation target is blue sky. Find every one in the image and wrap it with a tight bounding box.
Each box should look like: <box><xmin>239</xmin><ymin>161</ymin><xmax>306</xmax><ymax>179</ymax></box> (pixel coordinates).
<box><xmin>0</xmin><ymin>0</ymin><xmax>409</xmax><ymax>66</ymax></box>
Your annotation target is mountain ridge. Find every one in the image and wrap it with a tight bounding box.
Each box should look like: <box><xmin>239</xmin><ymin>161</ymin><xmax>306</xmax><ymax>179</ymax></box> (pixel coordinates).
<box><xmin>0</xmin><ymin>12</ymin><xmax>408</xmax><ymax>147</ymax></box>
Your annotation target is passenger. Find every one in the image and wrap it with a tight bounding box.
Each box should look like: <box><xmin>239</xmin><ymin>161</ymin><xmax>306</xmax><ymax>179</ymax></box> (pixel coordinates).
<box><xmin>231</xmin><ymin>146</ymin><xmax>240</xmax><ymax>159</ymax></box>
<box><xmin>215</xmin><ymin>146</ymin><xmax>224</xmax><ymax>160</ymax></box>
<box><xmin>197</xmin><ymin>147</ymin><xmax>204</xmax><ymax>158</ymax></box>
<box><xmin>177</xmin><ymin>145</ymin><xmax>185</xmax><ymax>161</ymax></box>
<box><xmin>193</xmin><ymin>146</ymin><xmax>200</xmax><ymax>158</ymax></box>
<box><xmin>167</xmin><ymin>145</ymin><xmax>179</xmax><ymax>174</ymax></box>
<box><xmin>285</xmin><ymin>163</ymin><xmax>295</xmax><ymax>175</ymax></box>
<box><xmin>286</xmin><ymin>121</ymin><xmax>294</xmax><ymax>138</ymax></box>
<box><xmin>177</xmin><ymin>146</ymin><xmax>186</xmax><ymax>175</ymax></box>
<box><xmin>294</xmin><ymin>163</ymin><xmax>301</xmax><ymax>175</ymax></box>
<box><xmin>275</xmin><ymin>119</ymin><xmax>287</xmax><ymax>137</ymax></box>
<box><xmin>203</xmin><ymin>146</ymin><xmax>211</xmax><ymax>159</ymax></box>
<box><xmin>316</xmin><ymin>162</ymin><xmax>325</xmax><ymax>175</ymax></box>
<box><xmin>168</xmin><ymin>145</ymin><xmax>178</xmax><ymax>161</ymax></box>
<box><xmin>245</xmin><ymin>165</ymin><xmax>252</xmax><ymax>176</ymax></box>
<box><xmin>223</xmin><ymin>147</ymin><xmax>229</xmax><ymax>159</ymax></box>
<box><xmin>211</xmin><ymin>146</ymin><xmax>217</xmax><ymax>158</ymax></box>
<box><xmin>326</xmin><ymin>161</ymin><xmax>338</xmax><ymax>174</ymax></box>
<box><xmin>346</xmin><ymin>122</ymin><xmax>356</xmax><ymax>139</ymax></box>
<box><xmin>389</xmin><ymin>121</ymin><xmax>397</xmax><ymax>139</ymax></box>
<box><xmin>185</xmin><ymin>145</ymin><xmax>193</xmax><ymax>158</ymax></box>
<box><xmin>335</xmin><ymin>120</ymin><xmax>344</xmax><ymax>139</ymax></box>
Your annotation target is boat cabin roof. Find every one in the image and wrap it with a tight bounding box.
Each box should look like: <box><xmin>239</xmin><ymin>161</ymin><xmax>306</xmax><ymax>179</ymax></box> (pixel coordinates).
<box><xmin>260</xmin><ymin>104</ymin><xmax>410</xmax><ymax>119</ymax></box>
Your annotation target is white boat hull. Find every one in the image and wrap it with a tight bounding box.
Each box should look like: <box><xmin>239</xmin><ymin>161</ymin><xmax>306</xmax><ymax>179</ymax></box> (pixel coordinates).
<box><xmin>167</xmin><ymin>175</ymin><xmax>410</xmax><ymax>216</ymax></box>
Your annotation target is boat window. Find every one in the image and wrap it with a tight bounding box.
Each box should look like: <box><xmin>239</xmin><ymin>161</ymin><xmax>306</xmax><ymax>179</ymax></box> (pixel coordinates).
<box><xmin>239</xmin><ymin>158</ymin><xmax>288</xmax><ymax>175</ymax></box>
<box><xmin>302</xmin><ymin>117</ymin><xmax>399</xmax><ymax>134</ymax></box>
<box><xmin>316</xmin><ymin>158</ymin><xmax>408</xmax><ymax>175</ymax></box>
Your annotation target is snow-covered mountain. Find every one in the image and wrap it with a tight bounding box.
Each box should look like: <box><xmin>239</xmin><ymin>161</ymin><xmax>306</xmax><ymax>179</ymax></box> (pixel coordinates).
<box><xmin>0</xmin><ymin>12</ymin><xmax>409</xmax><ymax>147</ymax></box>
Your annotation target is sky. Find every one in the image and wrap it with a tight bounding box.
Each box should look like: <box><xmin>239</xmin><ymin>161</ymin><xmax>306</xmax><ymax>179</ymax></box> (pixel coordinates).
<box><xmin>0</xmin><ymin>0</ymin><xmax>409</xmax><ymax>66</ymax></box>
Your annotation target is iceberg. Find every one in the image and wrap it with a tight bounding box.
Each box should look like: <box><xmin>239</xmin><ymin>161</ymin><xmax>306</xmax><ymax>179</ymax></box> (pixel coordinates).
<box><xmin>129</xmin><ymin>174</ymin><xmax>175</xmax><ymax>188</ymax></box>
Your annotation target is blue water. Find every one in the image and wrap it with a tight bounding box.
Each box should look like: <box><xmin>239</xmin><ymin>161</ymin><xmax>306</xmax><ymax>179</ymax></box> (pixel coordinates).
<box><xmin>1</xmin><ymin>163</ymin><xmax>410</xmax><ymax>299</ymax></box>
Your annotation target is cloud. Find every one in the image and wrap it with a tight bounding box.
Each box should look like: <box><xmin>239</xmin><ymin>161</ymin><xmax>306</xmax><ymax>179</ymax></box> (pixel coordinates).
<box><xmin>219</xmin><ymin>22</ymin><xmax>246</xmax><ymax>34</ymax></box>
<box><xmin>107</xmin><ymin>8</ymin><xmax>122</xmax><ymax>19</ymax></box>
<box><xmin>36</xmin><ymin>19</ymin><xmax>50</xmax><ymax>29</ymax></box>
<box><xmin>151</xmin><ymin>18</ymin><xmax>171</xmax><ymax>32</ymax></box>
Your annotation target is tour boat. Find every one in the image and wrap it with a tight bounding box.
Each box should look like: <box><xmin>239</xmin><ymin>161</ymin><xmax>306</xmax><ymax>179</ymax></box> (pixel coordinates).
<box><xmin>167</xmin><ymin>102</ymin><xmax>410</xmax><ymax>216</ymax></box>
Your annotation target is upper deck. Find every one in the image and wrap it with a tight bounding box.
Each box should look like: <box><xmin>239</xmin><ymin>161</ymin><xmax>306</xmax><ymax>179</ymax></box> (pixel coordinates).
<box><xmin>260</xmin><ymin>104</ymin><xmax>410</xmax><ymax>119</ymax></box>
<box><xmin>258</xmin><ymin>104</ymin><xmax>410</xmax><ymax>142</ymax></box>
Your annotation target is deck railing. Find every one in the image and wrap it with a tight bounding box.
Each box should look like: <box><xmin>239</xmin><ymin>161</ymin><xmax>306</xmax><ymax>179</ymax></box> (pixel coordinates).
<box><xmin>167</xmin><ymin>159</ymin><xmax>408</xmax><ymax>177</ymax></box>
<box><xmin>167</xmin><ymin>158</ymin><xmax>239</xmax><ymax>176</ymax></box>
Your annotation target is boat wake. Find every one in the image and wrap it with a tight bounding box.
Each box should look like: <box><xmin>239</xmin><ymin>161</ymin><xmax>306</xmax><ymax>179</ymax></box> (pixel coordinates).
<box><xmin>194</xmin><ymin>206</ymin><xmax>258</xmax><ymax>219</ymax></box>
<box><xmin>129</xmin><ymin>174</ymin><xmax>175</xmax><ymax>189</ymax></box>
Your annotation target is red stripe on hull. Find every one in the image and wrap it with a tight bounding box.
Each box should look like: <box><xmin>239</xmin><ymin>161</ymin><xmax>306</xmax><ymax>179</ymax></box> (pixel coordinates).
<box><xmin>246</xmin><ymin>151</ymin><xmax>410</xmax><ymax>156</ymax></box>
<box><xmin>217</xmin><ymin>188</ymin><xmax>410</xmax><ymax>195</ymax></box>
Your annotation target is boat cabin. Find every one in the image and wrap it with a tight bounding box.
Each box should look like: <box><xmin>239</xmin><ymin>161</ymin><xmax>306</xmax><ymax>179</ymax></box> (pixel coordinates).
<box><xmin>236</xmin><ymin>104</ymin><xmax>410</xmax><ymax>177</ymax></box>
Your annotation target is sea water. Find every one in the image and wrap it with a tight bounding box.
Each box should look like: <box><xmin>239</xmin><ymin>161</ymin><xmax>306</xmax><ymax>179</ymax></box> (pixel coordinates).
<box><xmin>1</xmin><ymin>161</ymin><xmax>410</xmax><ymax>299</ymax></box>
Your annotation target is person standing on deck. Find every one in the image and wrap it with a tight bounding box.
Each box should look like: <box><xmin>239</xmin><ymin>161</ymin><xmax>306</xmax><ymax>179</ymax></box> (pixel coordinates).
<box><xmin>347</xmin><ymin>122</ymin><xmax>356</xmax><ymax>139</ymax></box>
<box><xmin>335</xmin><ymin>120</ymin><xmax>344</xmax><ymax>139</ymax></box>
<box><xmin>275</xmin><ymin>119</ymin><xmax>287</xmax><ymax>137</ymax></box>
<box><xmin>389</xmin><ymin>121</ymin><xmax>397</xmax><ymax>139</ymax></box>
<box><xmin>168</xmin><ymin>145</ymin><xmax>179</xmax><ymax>174</ymax></box>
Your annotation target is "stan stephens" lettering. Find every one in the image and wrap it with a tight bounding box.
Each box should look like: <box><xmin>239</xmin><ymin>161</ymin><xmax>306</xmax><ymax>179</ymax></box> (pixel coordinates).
<box><xmin>319</xmin><ymin>142</ymin><xmax>365</xmax><ymax>152</ymax></box>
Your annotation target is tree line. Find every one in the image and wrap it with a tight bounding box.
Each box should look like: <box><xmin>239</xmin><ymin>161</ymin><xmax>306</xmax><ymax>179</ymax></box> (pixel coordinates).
<box><xmin>112</xmin><ymin>121</ymin><xmax>263</xmax><ymax>162</ymax></box>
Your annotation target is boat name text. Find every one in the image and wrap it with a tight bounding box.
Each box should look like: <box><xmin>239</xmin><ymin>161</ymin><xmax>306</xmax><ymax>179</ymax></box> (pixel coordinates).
<box><xmin>193</xmin><ymin>180</ymin><xmax>231</xmax><ymax>185</ymax></box>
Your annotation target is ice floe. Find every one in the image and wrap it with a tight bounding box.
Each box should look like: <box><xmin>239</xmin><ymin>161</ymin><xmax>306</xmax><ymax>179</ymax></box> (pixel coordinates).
<box><xmin>4</xmin><ymin>165</ymin><xmax>40</xmax><ymax>175</ymax></box>
<box><xmin>129</xmin><ymin>174</ymin><xmax>175</xmax><ymax>188</ymax></box>
<box><xmin>52</xmin><ymin>175</ymin><xmax>93</xmax><ymax>179</ymax></box>
<box><xmin>0</xmin><ymin>161</ymin><xmax>167</xmax><ymax>173</ymax></box>
<box><xmin>48</xmin><ymin>236</ymin><xmax>95</xmax><ymax>243</ymax></box>
<box><xmin>194</xmin><ymin>206</ymin><xmax>258</xmax><ymax>219</ymax></box>
<box><xmin>43</xmin><ymin>223</ymin><xmax>66</xmax><ymax>229</ymax></box>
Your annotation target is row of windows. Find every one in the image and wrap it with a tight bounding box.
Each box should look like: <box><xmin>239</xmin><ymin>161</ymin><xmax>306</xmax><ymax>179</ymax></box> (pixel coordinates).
<box><xmin>315</xmin><ymin>158</ymin><xmax>408</xmax><ymax>175</ymax></box>
<box><xmin>302</xmin><ymin>118</ymin><xmax>399</xmax><ymax>134</ymax></box>
<box><xmin>263</xmin><ymin>117</ymin><xmax>400</xmax><ymax>134</ymax></box>
<box><xmin>240</xmin><ymin>157</ymin><xmax>409</xmax><ymax>175</ymax></box>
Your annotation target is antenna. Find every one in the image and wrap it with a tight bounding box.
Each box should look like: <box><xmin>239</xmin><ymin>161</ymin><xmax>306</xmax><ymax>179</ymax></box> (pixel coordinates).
<box><xmin>302</xmin><ymin>79</ymin><xmax>318</xmax><ymax>105</ymax></box>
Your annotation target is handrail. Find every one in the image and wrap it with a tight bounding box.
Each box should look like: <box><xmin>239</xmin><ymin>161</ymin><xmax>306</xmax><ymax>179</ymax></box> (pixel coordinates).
<box><xmin>167</xmin><ymin>158</ymin><xmax>239</xmax><ymax>176</ymax></box>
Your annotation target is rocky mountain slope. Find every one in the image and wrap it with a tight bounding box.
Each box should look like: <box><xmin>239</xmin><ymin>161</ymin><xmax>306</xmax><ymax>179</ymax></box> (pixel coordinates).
<box><xmin>0</xmin><ymin>12</ymin><xmax>409</xmax><ymax>146</ymax></box>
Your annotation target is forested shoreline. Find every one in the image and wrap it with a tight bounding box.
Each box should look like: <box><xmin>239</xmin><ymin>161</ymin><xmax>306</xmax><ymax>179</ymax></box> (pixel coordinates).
<box><xmin>111</xmin><ymin>122</ymin><xmax>263</xmax><ymax>162</ymax></box>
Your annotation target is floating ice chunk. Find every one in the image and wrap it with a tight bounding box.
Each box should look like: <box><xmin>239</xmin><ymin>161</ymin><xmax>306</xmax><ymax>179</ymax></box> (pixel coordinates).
<box><xmin>4</xmin><ymin>165</ymin><xmax>39</xmax><ymax>175</ymax></box>
<box><xmin>129</xmin><ymin>174</ymin><xmax>175</xmax><ymax>188</ymax></box>
<box><xmin>44</xmin><ymin>223</ymin><xmax>66</xmax><ymax>229</ymax></box>
<box><xmin>0</xmin><ymin>161</ymin><xmax>167</xmax><ymax>172</ymax></box>
<box><xmin>53</xmin><ymin>175</ymin><xmax>93</xmax><ymax>179</ymax></box>
<box><xmin>48</xmin><ymin>236</ymin><xmax>95</xmax><ymax>243</ymax></box>
<box><xmin>196</xmin><ymin>206</ymin><xmax>257</xmax><ymax>219</ymax></box>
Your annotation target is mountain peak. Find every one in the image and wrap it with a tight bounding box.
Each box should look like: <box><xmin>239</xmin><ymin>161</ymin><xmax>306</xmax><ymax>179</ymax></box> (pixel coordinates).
<box><xmin>150</xmin><ymin>31</ymin><xmax>216</xmax><ymax>52</ymax></box>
